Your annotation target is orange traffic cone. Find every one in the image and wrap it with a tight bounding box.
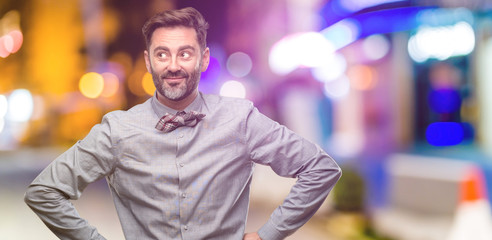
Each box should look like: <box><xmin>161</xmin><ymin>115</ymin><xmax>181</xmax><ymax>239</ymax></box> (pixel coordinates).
<box><xmin>447</xmin><ymin>166</ymin><xmax>492</xmax><ymax>240</ymax></box>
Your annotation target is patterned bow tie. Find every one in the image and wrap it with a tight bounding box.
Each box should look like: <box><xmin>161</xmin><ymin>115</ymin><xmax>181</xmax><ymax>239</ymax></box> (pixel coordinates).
<box><xmin>155</xmin><ymin>111</ymin><xmax>206</xmax><ymax>133</ymax></box>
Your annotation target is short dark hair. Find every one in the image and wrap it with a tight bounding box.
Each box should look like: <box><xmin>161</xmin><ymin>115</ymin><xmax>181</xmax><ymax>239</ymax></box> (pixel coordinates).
<box><xmin>142</xmin><ymin>7</ymin><xmax>209</xmax><ymax>51</ymax></box>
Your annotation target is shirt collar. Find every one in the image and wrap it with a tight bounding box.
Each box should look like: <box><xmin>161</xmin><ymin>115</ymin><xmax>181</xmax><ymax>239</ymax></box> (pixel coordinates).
<box><xmin>151</xmin><ymin>92</ymin><xmax>204</xmax><ymax>118</ymax></box>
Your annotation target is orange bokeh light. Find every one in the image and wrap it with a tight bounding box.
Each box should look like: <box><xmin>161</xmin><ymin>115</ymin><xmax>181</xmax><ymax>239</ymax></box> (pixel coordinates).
<box><xmin>142</xmin><ymin>72</ymin><xmax>155</xmax><ymax>96</ymax></box>
<box><xmin>347</xmin><ymin>65</ymin><xmax>377</xmax><ymax>91</ymax></box>
<box><xmin>79</xmin><ymin>72</ymin><xmax>104</xmax><ymax>99</ymax></box>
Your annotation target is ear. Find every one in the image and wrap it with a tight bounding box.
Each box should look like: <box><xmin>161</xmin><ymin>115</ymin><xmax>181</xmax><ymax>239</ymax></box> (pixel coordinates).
<box><xmin>201</xmin><ymin>47</ymin><xmax>210</xmax><ymax>72</ymax></box>
<box><xmin>144</xmin><ymin>50</ymin><xmax>151</xmax><ymax>73</ymax></box>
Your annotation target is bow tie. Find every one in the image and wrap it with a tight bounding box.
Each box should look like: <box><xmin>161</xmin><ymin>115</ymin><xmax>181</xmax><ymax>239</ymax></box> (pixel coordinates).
<box><xmin>155</xmin><ymin>111</ymin><xmax>206</xmax><ymax>133</ymax></box>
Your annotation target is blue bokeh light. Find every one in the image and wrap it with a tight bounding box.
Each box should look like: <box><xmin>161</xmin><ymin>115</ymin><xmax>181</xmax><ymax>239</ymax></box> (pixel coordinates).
<box><xmin>428</xmin><ymin>88</ymin><xmax>462</xmax><ymax>113</ymax></box>
<box><xmin>426</xmin><ymin>122</ymin><xmax>464</xmax><ymax>146</ymax></box>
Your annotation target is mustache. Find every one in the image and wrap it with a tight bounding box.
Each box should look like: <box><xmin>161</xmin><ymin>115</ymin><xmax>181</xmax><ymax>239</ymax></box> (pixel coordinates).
<box><xmin>161</xmin><ymin>70</ymin><xmax>189</xmax><ymax>79</ymax></box>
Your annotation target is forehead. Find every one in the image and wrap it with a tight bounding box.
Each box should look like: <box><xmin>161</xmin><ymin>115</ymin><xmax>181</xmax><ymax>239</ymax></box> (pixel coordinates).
<box><xmin>149</xmin><ymin>26</ymin><xmax>199</xmax><ymax>49</ymax></box>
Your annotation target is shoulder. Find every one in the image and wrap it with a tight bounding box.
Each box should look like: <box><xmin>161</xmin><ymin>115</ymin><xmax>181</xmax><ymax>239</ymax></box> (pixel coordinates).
<box><xmin>101</xmin><ymin>98</ymin><xmax>153</xmax><ymax>125</ymax></box>
<box><xmin>199</xmin><ymin>94</ymin><xmax>256</xmax><ymax>130</ymax></box>
<box><xmin>201</xmin><ymin>93</ymin><xmax>254</xmax><ymax>112</ymax></box>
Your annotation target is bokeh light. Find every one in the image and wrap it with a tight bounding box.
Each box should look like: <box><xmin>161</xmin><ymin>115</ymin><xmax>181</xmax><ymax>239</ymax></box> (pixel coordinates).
<box><xmin>8</xmin><ymin>30</ymin><xmax>23</xmax><ymax>53</ymax></box>
<box><xmin>407</xmin><ymin>36</ymin><xmax>427</xmax><ymax>63</ymax></box>
<box><xmin>323</xmin><ymin>75</ymin><xmax>351</xmax><ymax>99</ymax></box>
<box><xmin>0</xmin><ymin>95</ymin><xmax>7</xmax><ymax>134</ymax></box>
<box><xmin>0</xmin><ymin>119</ymin><xmax>4</xmax><ymax>134</ymax></box>
<box><xmin>0</xmin><ymin>10</ymin><xmax>22</xmax><ymax>58</ymax></box>
<box><xmin>31</xmin><ymin>95</ymin><xmax>46</xmax><ymax>120</ymax></box>
<box><xmin>311</xmin><ymin>53</ymin><xmax>347</xmax><ymax>83</ymax></box>
<box><xmin>142</xmin><ymin>72</ymin><xmax>155</xmax><ymax>96</ymax></box>
<box><xmin>362</xmin><ymin>34</ymin><xmax>390</xmax><ymax>61</ymax></box>
<box><xmin>269</xmin><ymin>35</ymin><xmax>300</xmax><ymax>75</ymax></box>
<box><xmin>220</xmin><ymin>80</ymin><xmax>246</xmax><ymax>98</ymax></box>
<box><xmin>327</xmin><ymin>131</ymin><xmax>364</xmax><ymax>158</ymax></box>
<box><xmin>269</xmin><ymin>32</ymin><xmax>336</xmax><ymax>75</ymax></box>
<box><xmin>426</xmin><ymin>122</ymin><xmax>464</xmax><ymax>146</ymax></box>
<box><xmin>7</xmin><ymin>89</ymin><xmax>33</xmax><ymax>122</ymax></box>
<box><xmin>428</xmin><ymin>89</ymin><xmax>462</xmax><ymax>113</ymax></box>
<box><xmin>0</xmin><ymin>95</ymin><xmax>7</xmax><ymax>118</ymax></box>
<box><xmin>297</xmin><ymin>32</ymin><xmax>335</xmax><ymax>68</ymax></box>
<box><xmin>347</xmin><ymin>65</ymin><xmax>377</xmax><ymax>91</ymax></box>
<box><xmin>128</xmin><ymin>70</ymin><xmax>147</xmax><ymax>97</ymax></box>
<box><xmin>453</xmin><ymin>21</ymin><xmax>476</xmax><ymax>55</ymax></box>
<box><xmin>321</xmin><ymin>18</ymin><xmax>360</xmax><ymax>49</ymax></box>
<box><xmin>201</xmin><ymin>56</ymin><xmax>221</xmax><ymax>82</ymax></box>
<box><xmin>408</xmin><ymin>21</ymin><xmax>475</xmax><ymax>62</ymax></box>
<box><xmin>79</xmin><ymin>72</ymin><xmax>104</xmax><ymax>99</ymax></box>
<box><xmin>0</xmin><ymin>36</ymin><xmax>11</xmax><ymax>58</ymax></box>
<box><xmin>101</xmin><ymin>72</ymin><xmax>120</xmax><ymax>97</ymax></box>
<box><xmin>226</xmin><ymin>52</ymin><xmax>253</xmax><ymax>78</ymax></box>
<box><xmin>2</xmin><ymin>34</ymin><xmax>14</xmax><ymax>53</ymax></box>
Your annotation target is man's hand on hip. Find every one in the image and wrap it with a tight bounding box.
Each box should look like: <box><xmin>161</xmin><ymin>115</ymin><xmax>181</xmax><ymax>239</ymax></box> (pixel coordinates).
<box><xmin>243</xmin><ymin>232</ymin><xmax>262</xmax><ymax>240</ymax></box>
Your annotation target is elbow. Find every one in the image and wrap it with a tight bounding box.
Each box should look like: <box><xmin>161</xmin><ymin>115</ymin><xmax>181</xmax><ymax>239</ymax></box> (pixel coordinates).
<box><xmin>324</xmin><ymin>165</ymin><xmax>342</xmax><ymax>193</ymax></box>
<box><xmin>25</xmin><ymin>185</ymin><xmax>69</xmax><ymax>206</ymax></box>
<box><xmin>24</xmin><ymin>185</ymin><xmax>40</xmax><ymax>207</ymax></box>
<box><xmin>323</xmin><ymin>161</ymin><xmax>342</xmax><ymax>186</ymax></box>
<box><xmin>309</xmin><ymin>161</ymin><xmax>342</xmax><ymax>187</ymax></box>
<box><xmin>24</xmin><ymin>185</ymin><xmax>59</xmax><ymax>208</ymax></box>
<box><xmin>335</xmin><ymin>165</ymin><xmax>342</xmax><ymax>181</ymax></box>
<box><xmin>329</xmin><ymin>163</ymin><xmax>342</xmax><ymax>186</ymax></box>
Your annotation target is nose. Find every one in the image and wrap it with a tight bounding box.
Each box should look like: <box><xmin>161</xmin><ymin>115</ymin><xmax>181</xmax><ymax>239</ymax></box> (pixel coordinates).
<box><xmin>168</xmin><ymin>56</ymin><xmax>181</xmax><ymax>72</ymax></box>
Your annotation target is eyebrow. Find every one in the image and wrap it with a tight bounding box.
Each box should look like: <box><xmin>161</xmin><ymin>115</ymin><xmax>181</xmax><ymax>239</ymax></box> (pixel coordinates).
<box><xmin>152</xmin><ymin>45</ymin><xmax>196</xmax><ymax>54</ymax></box>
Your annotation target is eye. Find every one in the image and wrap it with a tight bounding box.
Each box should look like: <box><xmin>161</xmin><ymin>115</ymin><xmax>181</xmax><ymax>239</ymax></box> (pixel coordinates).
<box><xmin>157</xmin><ymin>52</ymin><xmax>168</xmax><ymax>59</ymax></box>
<box><xmin>180</xmin><ymin>51</ymin><xmax>191</xmax><ymax>59</ymax></box>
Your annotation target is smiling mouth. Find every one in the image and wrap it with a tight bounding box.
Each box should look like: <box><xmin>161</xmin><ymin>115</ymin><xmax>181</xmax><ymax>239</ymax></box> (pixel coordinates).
<box><xmin>164</xmin><ymin>77</ymin><xmax>185</xmax><ymax>81</ymax></box>
<box><xmin>164</xmin><ymin>77</ymin><xmax>185</xmax><ymax>86</ymax></box>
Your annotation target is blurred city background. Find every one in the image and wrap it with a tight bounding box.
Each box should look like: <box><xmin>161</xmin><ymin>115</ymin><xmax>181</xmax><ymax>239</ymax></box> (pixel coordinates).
<box><xmin>1</xmin><ymin>0</ymin><xmax>492</xmax><ymax>239</ymax></box>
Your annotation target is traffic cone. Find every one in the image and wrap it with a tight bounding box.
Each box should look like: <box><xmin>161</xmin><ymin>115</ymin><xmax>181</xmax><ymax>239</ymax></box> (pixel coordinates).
<box><xmin>446</xmin><ymin>166</ymin><xmax>492</xmax><ymax>240</ymax></box>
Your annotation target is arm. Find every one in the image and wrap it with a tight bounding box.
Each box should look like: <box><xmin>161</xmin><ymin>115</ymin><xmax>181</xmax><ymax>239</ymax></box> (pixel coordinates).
<box><xmin>245</xmin><ymin>106</ymin><xmax>342</xmax><ymax>240</ymax></box>
<box><xmin>24</xmin><ymin>115</ymin><xmax>116</xmax><ymax>240</ymax></box>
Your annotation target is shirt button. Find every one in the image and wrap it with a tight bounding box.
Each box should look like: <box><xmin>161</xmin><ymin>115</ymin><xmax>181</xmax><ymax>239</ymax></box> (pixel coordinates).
<box><xmin>178</xmin><ymin>163</ymin><xmax>184</xmax><ymax>167</ymax></box>
<box><xmin>181</xmin><ymin>193</ymin><xmax>186</xmax><ymax>198</ymax></box>
<box><xmin>179</xmin><ymin>133</ymin><xmax>184</xmax><ymax>138</ymax></box>
<box><xmin>184</xmin><ymin>225</ymin><xmax>188</xmax><ymax>230</ymax></box>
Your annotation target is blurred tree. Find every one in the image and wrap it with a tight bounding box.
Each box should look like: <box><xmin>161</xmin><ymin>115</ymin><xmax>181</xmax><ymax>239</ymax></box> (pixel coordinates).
<box><xmin>333</xmin><ymin>167</ymin><xmax>365</xmax><ymax>212</ymax></box>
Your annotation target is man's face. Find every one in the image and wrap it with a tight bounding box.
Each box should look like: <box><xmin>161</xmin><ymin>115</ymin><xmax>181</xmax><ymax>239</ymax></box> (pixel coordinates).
<box><xmin>144</xmin><ymin>26</ymin><xmax>209</xmax><ymax>102</ymax></box>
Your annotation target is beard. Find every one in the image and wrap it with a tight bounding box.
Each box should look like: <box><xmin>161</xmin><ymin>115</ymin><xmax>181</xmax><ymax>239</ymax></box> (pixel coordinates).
<box><xmin>151</xmin><ymin>61</ymin><xmax>201</xmax><ymax>101</ymax></box>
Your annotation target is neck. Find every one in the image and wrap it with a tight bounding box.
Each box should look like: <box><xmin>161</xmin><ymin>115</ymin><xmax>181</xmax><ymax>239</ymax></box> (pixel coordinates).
<box><xmin>156</xmin><ymin>90</ymin><xmax>198</xmax><ymax>111</ymax></box>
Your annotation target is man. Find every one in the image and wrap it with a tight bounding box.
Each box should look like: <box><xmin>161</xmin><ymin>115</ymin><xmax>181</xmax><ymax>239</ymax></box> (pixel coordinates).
<box><xmin>25</xmin><ymin>7</ymin><xmax>341</xmax><ymax>240</ymax></box>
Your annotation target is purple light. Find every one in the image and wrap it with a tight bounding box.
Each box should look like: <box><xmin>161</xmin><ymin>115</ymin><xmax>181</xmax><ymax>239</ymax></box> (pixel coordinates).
<box><xmin>201</xmin><ymin>56</ymin><xmax>221</xmax><ymax>82</ymax></box>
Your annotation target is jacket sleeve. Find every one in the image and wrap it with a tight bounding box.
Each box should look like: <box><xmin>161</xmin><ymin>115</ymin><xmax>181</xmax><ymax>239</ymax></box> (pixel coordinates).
<box><xmin>24</xmin><ymin>115</ymin><xmax>117</xmax><ymax>240</ymax></box>
<box><xmin>244</xmin><ymin>105</ymin><xmax>342</xmax><ymax>240</ymax></box>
